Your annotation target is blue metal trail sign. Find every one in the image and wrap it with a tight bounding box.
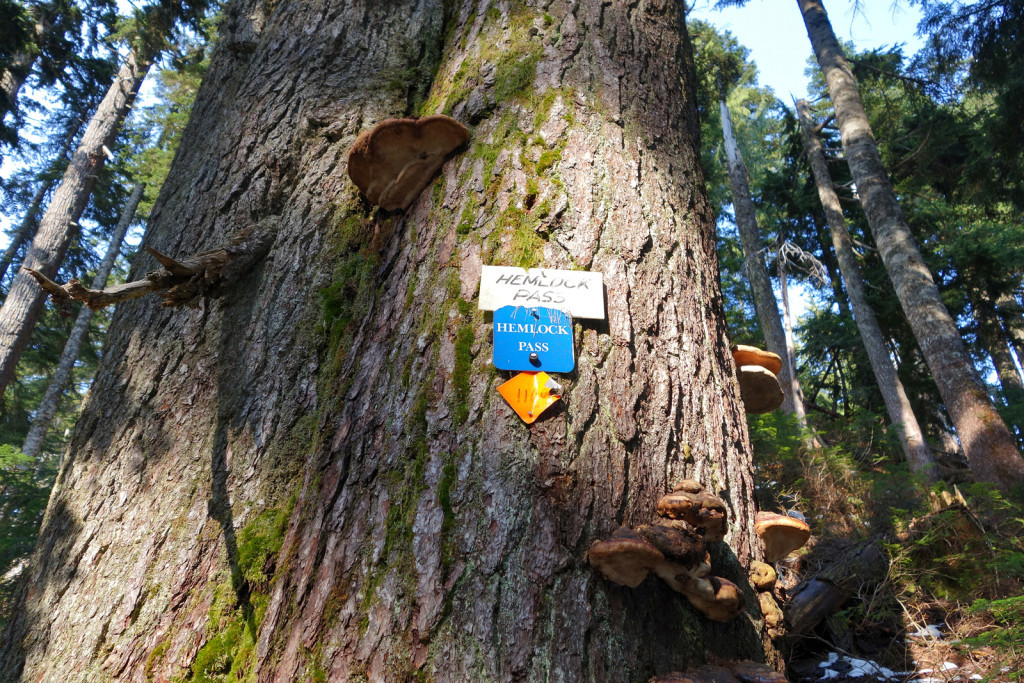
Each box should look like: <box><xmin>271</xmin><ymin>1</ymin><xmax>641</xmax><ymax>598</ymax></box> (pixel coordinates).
<box><xmin>493</xmin><ymin>306</ymin><xmax>574</xmax><ymax>373</ymax></box>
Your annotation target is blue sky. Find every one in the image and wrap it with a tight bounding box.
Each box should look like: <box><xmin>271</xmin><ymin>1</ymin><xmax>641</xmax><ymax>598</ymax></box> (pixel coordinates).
<box><xmin>688</xmin><ymin>0</ymin><xmax>925</xmax><ymax>101</ymax></box>
<box><xmin>687</xmin><ymin>1</ymin><xmax>926</xmax><ymax>321</ymax></box>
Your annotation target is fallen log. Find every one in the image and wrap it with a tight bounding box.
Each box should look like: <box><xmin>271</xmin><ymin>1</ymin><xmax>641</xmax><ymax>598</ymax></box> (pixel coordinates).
<box><xmin>784</xmin><ymin>540</ymin><xmax>888</xmax><ymax>635</ymax></box>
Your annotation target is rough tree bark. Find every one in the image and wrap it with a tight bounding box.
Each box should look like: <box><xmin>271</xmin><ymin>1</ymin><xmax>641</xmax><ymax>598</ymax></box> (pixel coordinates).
<box><xmin>0</xmin><ymin>49</ymin><xmax>151</xmax><ymax>401</ymax></box>
<box><xmin>796</xmin><ymin>98</ymin><xmax>936</xmax><ymax>481</ymax></box>
<box><xmin>797</xmin><ymin>0</ymin><xmax>1024</xmax><ymax>488</ymax></box>
<box><xmin>21</xmin><ymin>183</ymin><xmax>144</xmax><ymax>460</ymax></box>
<box><xmin>719</xmin><ymin>98</ymin><xmax>805</xmax><ymax>421</ymax></box>
<box><xmin>0</xmin><ymin>0</ymin><xmax>779</xmax><ymax>680</ymax></box>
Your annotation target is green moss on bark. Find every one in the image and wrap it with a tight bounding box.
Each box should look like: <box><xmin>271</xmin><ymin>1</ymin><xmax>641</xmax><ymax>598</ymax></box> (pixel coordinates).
<box><xmin>452</xmin><ymin>320</ymin><xmax>475</xmax><ymax>426</ymax></box>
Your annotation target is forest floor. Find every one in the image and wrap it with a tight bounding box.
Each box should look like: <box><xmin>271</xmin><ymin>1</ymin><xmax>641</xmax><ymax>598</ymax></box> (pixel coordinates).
<box><xmin>748</xmin><ymin>415</ymin><xmax>1024</xmax><ymax>683</ymax></box>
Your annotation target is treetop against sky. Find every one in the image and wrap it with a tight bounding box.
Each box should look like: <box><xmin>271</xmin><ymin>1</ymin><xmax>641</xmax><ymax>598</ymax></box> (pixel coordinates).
<box><xmin>690</xmin><ymin>0</ymin><xmax>924</xmax><ymax>99</ymax></box>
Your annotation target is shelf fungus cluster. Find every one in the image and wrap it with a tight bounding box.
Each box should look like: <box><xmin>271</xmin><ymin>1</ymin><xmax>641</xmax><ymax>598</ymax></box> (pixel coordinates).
<box><xmin>586</xmin><ymin>480</ymin><xmax>744</xmax><ymax>622</ymax></box>
<box><xmin>648</xmin><ymin>660</ymin><xmax>786</xmax><ymax>683</ymax></box>
<box><xmin>748</xmin><ymin>560</ymin><xmax>784</xmax><ymax>638</ymax></box>
<box><xmin>347</xmin><ymin>115</ymin><xmax>470</xmax><ymax>211</ymax></box>
<box><xmin>731</xmin><ymin>345</ymin><xmax>784</xmax><ymax>414</ymax></box>
<box><xmin>754</xmin><ymin>512</ymin><xmax>811</xmax><ymax>564</ymax></box>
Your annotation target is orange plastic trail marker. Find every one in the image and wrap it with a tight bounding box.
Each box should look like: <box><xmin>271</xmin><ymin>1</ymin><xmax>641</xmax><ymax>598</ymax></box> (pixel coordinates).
<box><xmin>497</xmin><ymin>371</ymin><xmax>561</xmax><ymax>424</ymax></box>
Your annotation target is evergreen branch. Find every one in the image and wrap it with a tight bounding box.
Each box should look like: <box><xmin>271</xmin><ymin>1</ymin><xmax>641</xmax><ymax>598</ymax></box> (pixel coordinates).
<box><xmin>846</xmin><ymin>57</ymin><xmax>937</xmax><ymax>88</ymax></box>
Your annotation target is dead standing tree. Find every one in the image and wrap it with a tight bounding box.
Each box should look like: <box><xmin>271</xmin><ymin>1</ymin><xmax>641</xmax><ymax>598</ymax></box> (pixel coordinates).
<box><xmin>719</xmin><ymin>98</ymin><xmax>808</xmax><ymax>423</ymax></box>
<box><xmin>1</xmin><ymin>0</ymin><xmax>781</xmax><ymax>679</ymax></box>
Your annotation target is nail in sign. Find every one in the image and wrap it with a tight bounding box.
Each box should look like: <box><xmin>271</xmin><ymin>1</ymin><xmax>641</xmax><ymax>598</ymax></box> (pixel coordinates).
<box><xmin>497</xmin><ymin>371</ymin><xmax>561</xmax><ymax>424</ymax></box>
<box><xmin>478</xmin><ymin>265</ymin><xmax>605</xmax><ymax>320</ymax></box>
<box><xmin>493</xmin><ymin>306</ymin><xmax>574</xmax><ymax>373</ymax></box>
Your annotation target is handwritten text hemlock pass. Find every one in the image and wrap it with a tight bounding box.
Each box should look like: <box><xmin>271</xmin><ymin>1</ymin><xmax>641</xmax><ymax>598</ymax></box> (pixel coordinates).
<box><xmin>478</xmin><ymin>265</ymin><xmax>606</xmax><ymax>319</ymax></box>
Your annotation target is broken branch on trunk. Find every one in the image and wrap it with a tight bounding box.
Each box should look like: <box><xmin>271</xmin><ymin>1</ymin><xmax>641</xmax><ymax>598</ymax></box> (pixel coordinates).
<box><xmin>25</xmin><ymin>228</ymin><xmax>273</xmax><ymax>311</ymax></box>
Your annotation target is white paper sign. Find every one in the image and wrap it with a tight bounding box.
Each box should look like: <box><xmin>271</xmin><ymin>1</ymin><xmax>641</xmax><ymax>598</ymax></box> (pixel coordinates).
<box><xmin>478</xmin><ymin>265</ymin><xmax>605</xmax><ymax>319</ymax></box>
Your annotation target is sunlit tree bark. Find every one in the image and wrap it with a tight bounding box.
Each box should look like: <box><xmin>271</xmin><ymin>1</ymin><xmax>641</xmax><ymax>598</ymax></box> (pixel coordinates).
<box><xmin>0</xmin><ymin>0</ymin><xmax>779</xmax><ymax>679</ymax></box>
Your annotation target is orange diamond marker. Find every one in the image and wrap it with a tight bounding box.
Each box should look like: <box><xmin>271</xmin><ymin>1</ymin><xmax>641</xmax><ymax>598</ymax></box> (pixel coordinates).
<box><xmin>497</xmin><ymin>371</ymin><xmax>561</xmax><ymax>424</ymax></box>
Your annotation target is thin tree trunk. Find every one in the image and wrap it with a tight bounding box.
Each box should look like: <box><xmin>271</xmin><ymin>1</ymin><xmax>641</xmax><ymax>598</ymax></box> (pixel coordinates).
<box><xmin>976</xmin><ymin>293</ymin><xmax>1024</xmax><ymax>431</ymax></box>
<box><xmin>797</xmin><ymin>0</ymin><xmax>1024</xmax><ymax>488</ymax></box>
<box><xmin>0</xmin><ymin>121</ymin><xmax>81</xmax><ymax>287</ymax></box>
<box><xmin>777</xmin><ymin>256</ymin><xmax>822</xmax><ymax>448</ymax></box>
<box><xmin>0</xmin><ymin>0</ymin><xmax>779</xmax><ymax>679</ymax></box>
<box><xmin>21</xmin><ymin>183</ymin><xmax>144</xmax><ymax>460</ymax></box>
<box><xmin>796</xmin><ymin>98</ymin><xmax>936</xmax><ymax>480</ymax></box>
<box><xmin>0</xmin><ymin>49</ymin><xmax>151</xmax><ymax>401</ymax></box>
<box><xmin>0</xmin><ymin>182</ymin><xmax>51</xmax><ymax>290</ymax></box>
<box><xmin>996</xmin><ymin>292</ymin><xmax>1024</xmax><ymax>382</ymax></box>
<box><xmin>719</xmin><ymin>98</ymin><xmax>805</xmax><ymax>420</ymax></box>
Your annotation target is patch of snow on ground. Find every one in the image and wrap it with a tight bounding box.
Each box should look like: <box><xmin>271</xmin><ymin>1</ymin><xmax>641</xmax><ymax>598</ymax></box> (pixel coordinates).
<box><xmin>908</xmin><ymin>624</ymin><xmax>944</xmax><ymax>639</ymax></box>
<box><xmin>812</xmin><ymin>652</ymin><xmax>968</xmax><ymax>682</ymax></box>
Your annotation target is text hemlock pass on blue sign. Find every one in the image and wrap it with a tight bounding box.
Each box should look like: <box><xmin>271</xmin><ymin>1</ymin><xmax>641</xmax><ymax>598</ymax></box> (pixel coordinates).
<box><xmin>492</xmin><ymin>306</ymin><xmax>575</xmax><ymax>373</ymax></box>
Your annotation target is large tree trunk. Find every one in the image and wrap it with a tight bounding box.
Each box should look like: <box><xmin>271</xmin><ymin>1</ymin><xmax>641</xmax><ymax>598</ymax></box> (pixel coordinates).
<box><xmin>0</xmin><ymin>119</ymin><xmax>81</xmax><ymax>288</ymax></box>
<box><xmin>0</xmin><ymin>0</ymin><xmax>778</xmax><ymax>680</ymax></box>
<box><xmin>20</xmin><ymin>183</ymin><xmax>144</xmax><ymax>460</ymax></box>
<box><xmin>796</xmin><ymin>99</ymin><xmax>936</xmax><ymax>480</ymax></box>
<box><xmin>719</xmin><ymin>99</ymin><xmax>805</xmax><ymax>421</ymax></box>
<box><xmin>797</xmin><ymin>0</ymin><xmax>1024</xmax><ymax>488</ymax></box>
<box><xmin>0</xmin><ymin>50</ymin><xmax>151</xmax><ymax>400</ymax></box>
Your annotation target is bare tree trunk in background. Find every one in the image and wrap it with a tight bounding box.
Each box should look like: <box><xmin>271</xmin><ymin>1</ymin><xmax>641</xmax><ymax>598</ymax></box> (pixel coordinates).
<box><xmin>0</xmin><ymin>50</ymin><xmax>151</xmax><ymax>401</ymax></box>
<box><xmin>976</xmin><ymin>293</ymin><xmax>1024</xmax><ymax>436</ymax></box>
<box><xmin>796</xmin><ymin>99</ymin><xmax>936</xmax><ymax>481</ymax></box>
<box><xmin>0</xmin><ymin>120</ymin><xmax>81</xmax><ymax>287</ymax></box>
<box><xmin>719</xmin><ymin>98</ymin><xmax>805</xmax><ymax>421</ymax></box>
<box><xmin>0</xmin><ymin>182</ymin><xmax>51</xmax><ymax>289</ymax></box>
<box><xmin>0</xmin><ymin>0</ymin><xmax>779</xmax><ymax>679</ymax></box>
<box><xmin>777</xmin><ymin>258</ymin><xmax>822</xmax><ymax>449</ymax></box>
<box><xmin>797</xmin><ymin>0</ymin><xmax>1024</xmax><ymax>489</ymax></box>
<box><xmin>996</xmin><ymin>292</ymin><xmax>1024</xmax><ymax>383</ymax></box>
<box><xmin>21</xmin><ymin>183</ymin><xmax>144</xmax><ymax>460</ymax></box>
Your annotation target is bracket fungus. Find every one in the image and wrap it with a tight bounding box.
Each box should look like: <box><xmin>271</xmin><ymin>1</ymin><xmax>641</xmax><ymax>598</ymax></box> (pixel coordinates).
<box><xmin>656</xmin><ymin>486</ymin><xmax>729</xmax><ymax>542</ymax></box>
<box><xmin>737</xmin><ymin>365</ymin><xmax>784</xmax><ymax>414</ymax></box>
<box><xmin>758</xmin><ymin>591</ymin><xmax>784</xmax><ymax>631</ymax></box>
<box><xmin>587</xmin><ymin>527</ymin><xmax>664</xmax><ymax>588</ymax></box>
<box><xmin>650</xmin><ymin>662</ymin><xmax>785</xmax><ymax>683</ymax></box>
<box><xmin>347</xmin><ymin>115</ymin><xmax>470</xmax><ymax>211</ymax></box>
<box><xmin>683</xmin><ymin>576</ymin><xmax>746</xmax><ymax>622</ymax></box>
<box><xmin>673</xmin><ymin>478</ymin><xmax>706</xmax><ymax>494</ymax></box>
<box><xmin>636</xmin><ymin>523</ymin><xmax>706</xmax><ymax>566</ymax></box>
<box><xmin>650</xmin><ymin>666</ymin><xmax>739</xmax><ymax>683</ymax></box>
<box><xmin>731</xmin><ymin>345</ymin><xmax>783</xmax><ymax>375</ymax></box>
<box><xmin>755</xmin><ymin>511</ymin><xmax>812</xmax><ymax>563</ymax></box>
<box><xmin>730</xmin><ymin>661</ymin><xmax>788</xmax><ymax>683</ymax></box>
<box><xmin>748</xmin><ymin>560</ymin><xmax>777</xmax><ymax>592</ymax></box>
<box><xmin>653</xmin><ymin>559</ymin><xmax>715</xmax><ymax>602</ymax></box>
<box><xmin>637</xmin><ymin>522</ymin><xmax>715</xmax><ymax>600</ymax></box>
